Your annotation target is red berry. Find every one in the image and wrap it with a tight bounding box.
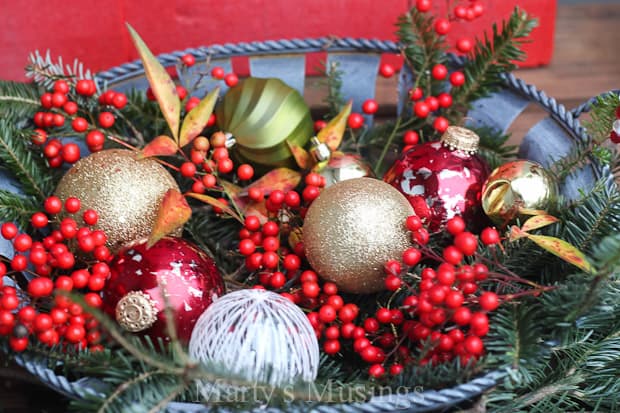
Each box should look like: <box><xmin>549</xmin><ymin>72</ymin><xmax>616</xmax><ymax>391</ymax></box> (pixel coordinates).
<box><xmin>445</xmin><ymin>290</ymin><xmax>464</xmax><ymax>309</ymax></box>
<box><xmin>414</xmin><ymin>101</ymin><xmax>430</xmax><ymax>118</ymax></box>
<box><xmin>181</xmin><ymin>54</ymin><xmax>196</xmax><ymax>67</ymax></box>
<box><xmin>283</xmin><ymin>254</ymin><xmax>300</xmax><ymax>271</ymax></box>
<box><xmin>319</xmin><ymin>305</ymin><xmax>337</xmax><ymax>323</ymax></box>
<box><xmin>338</xmin><ymin>304</ymin><xmax>358</xmax><ymax>323</ymax></box>
<box><xmin>434</xmin><ymin>18</ymin><xmax>451</xmax><ymax>35</ymax></box>
<box><xmin>378</xmin><ymin>63</ymin><xmax>395</xmax><ymax>78</ymax></box>
<box><xmin>610</xmin><ymin>131</ymin><xmax>620</xmax><ymax>144</ymax></box>
<box><xmin>224</xmin><ymin>73</ymin><xmax>239</xmax><ymax>87</ymax></box>
<box><xmin>464</xmin><ymin>335</ymin><xmax>484</xmax><ymax>355</ymax></box>
<box><xmin>454</xmin><ymin>5</ymin><xmax>467</xmax><ymax>19</ymax></box>
<box><xmin>51</xmin><ymin>92</ymin><xmax>67</xmax><ymax>108</ymax></box>
<box><xmin>403</xmin><ymin>130</ymin><xmax>419</xmax><ymax>146</ymax></box>
<box><xmin>302</xmin><ymin>281</ymin><xmax>320</xmax><ymax>298</ymax></box>
<box><xmin>323</xmin><ymin>339</ymin><xmax>341</xmax><ymax>355</ymax></box>
<box><xmin>64</xmin><ymin>197</ymin><xmax>81</xmax><ymax>213</ymax></box>
<box><xmin>431</xmin><ymin>64</ymin><xmax>448</xmax><ymax>80</ymax></box>
<box><xmin>314</xmin><ymin>120</ymin><xmax>327</xmax><ymax>132</ymax></box>
<box><xmin>384</xmin><ymin>274</ymin><xmax>402</xmax><ymax>291</ymax></box>
<box><xmin>64</xmin><ymin>324</ymin><xmax>86</xmax><ymax>343</ymax></box>
<box><xmin>302</xmin><ymin>185</ymin><xmax>320</xmax><ymax>202</ymax></box>
<box><xmin>217</xmin><ymin>158</ymin><xmax>234</xmax><ymax>174</ymax></box>
<box><xmin>406</xmin><ymin>215</ymin><xmax>423</xmax><ymax>231</ymax></box>
<box><xmin>446</xmin><ymin>216</ymin><xmax>466</xmax><ymax>235</ymax></box>
<box><xmin>53</xmin><ymin>80</ymin><xmax>69</xmax><ymax>94</ymax></box>
<box><xmin>362</xmin><ymin>99</ymin><xmax>379</xmax><ymax>115</ymax></box>
<box><xmin>1</xmin><ymin>222</ymin><xmax>18</xmax><ymax>239</ymax></box>
<box><xmin>416</xmin><ymin>0</ymin><xmax>431</xmax><ymax>12</ymax></box>
<box><xmin>433</xmin><ymin>116</ymin><xmax>449</xmax><ymax>133</ymax></box>
<box><xmin>410</xmin><ymin>87</ymin><xmax>423</xmax><ymax>101</ymax></box>
<box><xmin>204</xmin><ymin>66</ymin><xmax>223</xmax><ymax>80</ymax></box>
<box><xmin>437</xmin><ymin>92</ymin><xmax>453</xmax><ymax>108</ymax></box>
<box><xmin>237</xmin><ymin>164</ymin><xmax>254</xmax><ymax>181</ymax></box>
<box><xmin>40</xmin><ymin>92</ymin><xmax>53</xmax><ymax>109</ymax></box>
<box><xmin>175</xmin><ymin>85</ymin><xmax>187</xmax><ymax>101</ymax></box>
<box><xmin>452</xmin><ymin>307</ymin><xmax>472</xmax><ymax>325</ymax></box>
<box><xmin>437</xmin><ymin>263</ymin><xmax>456</xmax><ymax>286</ymax></box>
<box><xmin>13</xmin><ymin>234</ymin><xmax>32</xmax><ymax>252</ymax></box>
<box><xmin>9</xmin><ymin>337</ymin><xmax>28</xmax><ymax>352</ymax></box>
<box><xmin>269</xmin><ymin>272</ymin><xmax>286</xmax><ymax>289</ymax></box>
<box><xmin>112</xmin><ymin>93</ymin><xmax>128</xmax><ymax>109</ymax></box>
<box><xmin>180</xmin><ymin>162</ymin><xmax>196</xmax><ymax>178</ymax></box>
<box><xmin>456</xmin><ymin>38</ymin><xmax>474</xmax><ymax>53</ymax></box>
<box><xmin>479</xmin><ymin>291</ymin><xmax>500</xmax><ymax>311</ymax></box>
<box><xmin>454</xmin><ymin>231</ymin><xmax>478</xmax><ymax>256</ymax></box>
<box><xmin>61</xmin><ymin>143</ymin><xmax>81</xmax><ymax>164</ymax></box>
<box><xmin>44</xmin><ymin>196</ymin><xmax>63</xmax><ymax>214</ymax></box>
<box><xmin>28</xmin><ymin>277</ymin><xmax>54</xmax><ymax>298</ymax></box>
<box><xmin>347</xmin><ymin>113</ymin><xmax>364</xmax><ymax>129</ymax></box>
<box><xmin>72</xmin><ymin>117</ymin><xmax>88</xmax><ymax>132</ymax></box>
<box><xmin>472</xmin><ymin>2</ymin><xmax>484</xmax><ymax>17</ymax></box>
<box><xmin>98</xmin><ymin>112</ymin><xmax>115</xmax><ymax>128</ymax></box>
<box><xmin>450</xmin><ymin>71</ymin><xmax>465</xmax><ymax>87</ymax></box>
<box><xmin>481</xmin><ymin>227</ymin><xmax>500</xmax><ymax>245</ymax></box>
<box><xmin>284</xmin><ymin>191</ymin><xmax>301</xmax><ymax>208</ymax></box>
<box><xmin>443</xmin><ymin>245</ymin><xmax>463</xmax><ymax>265</ymax></box>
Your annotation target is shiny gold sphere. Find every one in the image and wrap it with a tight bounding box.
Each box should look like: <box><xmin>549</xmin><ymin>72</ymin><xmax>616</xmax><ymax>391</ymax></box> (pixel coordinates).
<box><xmin>55</xmin><ymin>149</ymin><xmax>181</xmax><ymax>253</ymax></box>
<box><xmin>303</xmin><ymin>178</ymin><xmax>413</xmax><ymax>294</ymax></box>
<box><xmin>481</xmin><ymin>160</ymin><xmax>557</xmax><ymax>224</ymax></box>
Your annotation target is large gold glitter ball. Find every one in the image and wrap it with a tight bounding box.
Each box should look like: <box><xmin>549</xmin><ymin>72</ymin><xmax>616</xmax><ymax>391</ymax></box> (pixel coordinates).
<box><xmin>303</xmin><ymin>177</ymin><xmax>414</xmax><ymax>294</ymax></box>
<box><xmin>481</xmin><ymin>160</ymin><xmax>558</xmax><ymax>224</ymax></box>
<box><xmin>54</xmin><ymin>149</ymin><xmax>181</xmax><ymax>253</ymax></box>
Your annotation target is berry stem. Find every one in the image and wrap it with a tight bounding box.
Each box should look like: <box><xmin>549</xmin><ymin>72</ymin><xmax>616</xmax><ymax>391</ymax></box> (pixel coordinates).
<box><xmin>374</xmin><ymin>117</ymin><xmax>402</xmax><ymax>174</ymax></box>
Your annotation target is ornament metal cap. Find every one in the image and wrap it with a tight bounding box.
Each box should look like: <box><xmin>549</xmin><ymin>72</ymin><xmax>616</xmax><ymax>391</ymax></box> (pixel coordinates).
<box><xmin>115</xmin><ymin>291</ymin><xmax>158</xmax><ymax>332</ymax></box>
<box><xmin>440</xmin><ymin>126</ymin><xmax>480</xmax><ymax>154</ymax></box>
<box><xmin>309</xmin><ymin>137</ymin><xmax>331</xmax><ymax>162</ymax></box>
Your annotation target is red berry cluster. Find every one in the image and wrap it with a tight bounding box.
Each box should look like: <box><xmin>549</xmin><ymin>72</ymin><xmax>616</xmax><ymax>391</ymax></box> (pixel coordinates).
<box><xmin>354</xmin><ymin>216</ymin><xmax>502</xmax><ymax>377</ymax></box>
<box><xmin>179</xmin><ymin>132</ymin><xmax>259</xmax><ymax>196</ymax></box>
<box><xmin>32</xmin><ymin>77</ymin><xmax>130</xmax><ymax>167</ymax></box>
<box><xmin>237</xmin><ymin>173</ymin><xmax>327</xmax><ymax>280</ymax></box>
<box><xmin>0</xmin><ymin>196</ymin><xmax>111</xmax><ymax>352</ymax></box>
<box><xmin>608</xmin><ymin>105</ymin><xmax>620</xmax><ymax>143</ymax></box>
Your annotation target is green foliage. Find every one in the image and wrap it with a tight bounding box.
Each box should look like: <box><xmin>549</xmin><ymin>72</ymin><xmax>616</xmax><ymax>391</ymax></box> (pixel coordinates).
<box><xmin>451</xmin><ymin>8</ymin><xmax>537</xmax><ymax>116</ymax></box>
<box><xmin>0</xmin><ymin>81</ymin><xmax>42</xmax><ymax>119</ymax></box>
<box><xmin>396</xmin><ymin>7</ymin><xmax>446</xmax><ymax>96</ymax></box>
<box><xmin>319</xmin><ymin>61</ymin><xmax>346</xmax><ymax>120</ymax></box>
<box><xmin>0</xmin><ymin>190</ymin><xmax>40</xmax><ymax>229</ymax></box>
<box><xmin>582</xmin><ymin>92</ymin><xmax>620</xmax><ymax>143</ymax></box>
<box><xmin>0</xmin><ymin>118</ymin><xmax>56</xmax><ymax>199</ymax></box>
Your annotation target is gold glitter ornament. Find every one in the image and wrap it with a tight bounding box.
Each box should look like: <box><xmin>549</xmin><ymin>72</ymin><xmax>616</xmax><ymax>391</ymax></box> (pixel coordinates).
<box><xmin>481</xmin><ymin>160</ymin><xmax>558</xmax><ymax>224</ymax></box>
<box><xmin>54</xmin><ymin>149</ymin><xmax>181</xmax><ymax>253</ymax></box>
<box><xmin>303</xmin><ymin>177</ymin><xmax>413</xmax><ymax>294</ymax></box>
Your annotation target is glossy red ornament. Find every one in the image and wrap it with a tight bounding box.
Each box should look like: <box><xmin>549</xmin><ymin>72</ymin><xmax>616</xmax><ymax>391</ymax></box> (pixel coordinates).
<box><xmin>384</xmin><ymin>127</ymin><xmax>489</xmax><ymax>232</ymax></box>
<box><xmin>103</xmin><ymin>237</ymin><xmax>224</xmax><ymax>343</ymax></box>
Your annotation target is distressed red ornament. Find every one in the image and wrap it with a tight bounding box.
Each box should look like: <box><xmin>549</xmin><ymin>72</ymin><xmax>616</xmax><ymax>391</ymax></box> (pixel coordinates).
<box><xmin>102</xmin><ymin>237</ymin><xmax>224</xmax><ymax>343</ymax></box>
<box><xmin>384</xmin><ymin>127</ymin><xmax>489</xmax><ymax>232</ymax></box>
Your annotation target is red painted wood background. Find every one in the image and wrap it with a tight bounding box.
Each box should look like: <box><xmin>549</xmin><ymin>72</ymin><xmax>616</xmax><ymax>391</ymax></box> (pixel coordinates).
<box><xmin>0</xmin><ymin>0</ymin><xmax>556</xmax><ymax>81</ymax></box>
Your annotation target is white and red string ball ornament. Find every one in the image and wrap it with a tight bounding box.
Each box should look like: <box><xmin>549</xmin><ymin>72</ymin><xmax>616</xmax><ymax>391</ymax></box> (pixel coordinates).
<box><xmin>189</xmin><ymin>289</ymin><xmax>319</xmax><ymax>389</ymax></box>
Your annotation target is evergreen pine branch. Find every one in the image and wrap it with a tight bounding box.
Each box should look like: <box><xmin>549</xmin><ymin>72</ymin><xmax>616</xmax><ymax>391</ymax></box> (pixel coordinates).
<box><xmin>0</xmin><ymin>81</ymin><xmax>42</xmax><ymax>119</ymax></box>
<box><xmin>582</xmin><ymin>92</ymin><xmax>620</xmax><ymax>143</ymax></box>
<box><xmin>451</xmin><ymin>8</ymin><xmax>537</xmax><ymax>114</ymax></box>
<box><xmin>0</xmin><ymin>190</ymin><xmax>40</xmax><ymax>228</ymax></box>
<box><xmin>0</xmin><ymin>118</ymin><xmax>54</xmax><ymax>199</ymax></box>
<box><xmin>25</xmin><ymin>50</ymin><xmax>95</xmax><ymax>90</ymax></box>
<box><xmin>560</xmin><ymin>179</ymin><xmax>620</xmax><ymax>255</ymax></box>
<box><xmin>590</xmin><ymin>233</ymin><xmax>620</xmax><ymax>276</ymax></box>
<box><xmin>321</xmin><ymin>60</ymin><xmax>345</xmax><ymax>119</ymax></box>
<box><xmin>396</xmin><ymin>7</ymin><xmax>446</xmax><ymax>95</ymax></box>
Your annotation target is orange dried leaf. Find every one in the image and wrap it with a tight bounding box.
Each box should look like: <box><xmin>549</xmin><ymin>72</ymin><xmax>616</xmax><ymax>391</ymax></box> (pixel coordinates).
<box><xmin>509</xmin><ymin>225</ymin><xmax>528</xmax><ymax>241</ymax></box>
<box><xmin>317</xmin><ymin>100</ymin><xmax>352</xmax><ymax>151</ymax></box>
<box><xmin>179</xmin><ymin>87</ymin><xmax>219</xmax><ymax>147</ymax></box>
<box><xmin>245</xmin><ymin>168</ymin><xmax>301</xmax><ymax>195</ymax></box>
<box><xmin>127</xmin><ymin>24</ymin><xmax>180</xmax><ymax>142</ymax></box>
<box><xmin>148</xmin><ymin>189</ymin><xmax>191</xmax><ymax>248</ymax></box>
<box><xmin>186</xmin><ymin>192</ymin><xmax>243</xmax><ymax>223</ymax></box>
<box><xmin>521</xmin><ymin>214</ymin><xmax>559</xmax><ymax>233</ymax></box>
<box><xmin>526</xmin><ymin>234</ymin><xmax>594</xmax><ymax>274</ymax></box>
<box><xmin>287</xmin><ymin>140</ymin><xmax>312</xmax><ymax>169</ymax></box>
<box><xmin>138</xmin><ymin>135</ymin><xmax>178</xmax><ymax>158</ymax></box>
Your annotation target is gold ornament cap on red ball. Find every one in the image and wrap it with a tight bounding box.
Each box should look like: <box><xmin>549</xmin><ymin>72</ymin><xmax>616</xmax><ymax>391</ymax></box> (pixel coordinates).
<box><xmin>302</xmin><ymin>177</ymin><xmax>413</xmax><ymax>294</ymax></box>
<box><xmin>115</xmin><ymin>291</ymin><xmax>158</xmax><ymax>333</ymax></box>
<box><xmin>440</xmin><ymin>126</ymin><xmax>480</xmax><ymax>154</ymax></box>
<box><xmin>54</xmin><ymin>149</ymin><xmax>181</xmax><ymax>253</ymax></box>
